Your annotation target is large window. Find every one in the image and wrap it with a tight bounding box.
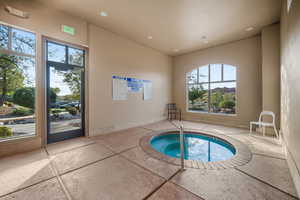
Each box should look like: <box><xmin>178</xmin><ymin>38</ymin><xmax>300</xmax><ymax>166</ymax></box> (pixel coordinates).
<box><xmin>0</xmin><ymin>24</ymin><xmax>36</xmax><ymax>140</ymax></box>
<box><xmin>187</xmin><ymin>64</ymin><xmax>236</xmax><ymax>114</ymax></box>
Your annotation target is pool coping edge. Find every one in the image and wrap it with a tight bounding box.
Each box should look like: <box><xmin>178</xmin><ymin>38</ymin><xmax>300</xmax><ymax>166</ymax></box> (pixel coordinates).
<box><xmin>139</xmin><ymin>128</ymin><xmax>252</xmax><ymax>170</ymax></box>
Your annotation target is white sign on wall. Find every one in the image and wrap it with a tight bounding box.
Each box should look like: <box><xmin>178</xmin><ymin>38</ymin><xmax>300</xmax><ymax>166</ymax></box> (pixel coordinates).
<box><xmin>112</xmin><ymin>76</ymin><xmax>152</xmax><ymax>101</ymax></box>
<box><xmin>112</xmin><ymin>76</ymin><xmax>128</xmax><ymax>100</ymax></box>
<box><xmin>143</xmin><ymin>80</ymin><xmax>152</xmax><ymax>100</ymax></box>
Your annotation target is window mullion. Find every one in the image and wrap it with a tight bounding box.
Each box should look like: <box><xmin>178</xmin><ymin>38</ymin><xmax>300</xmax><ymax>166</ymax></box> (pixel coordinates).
<box><xmin>208</xmin><ymin>64</ymin><xmax>211</xmax><ymax>113</ymax></box>
<box><xmin>0</xmin><ymin>49</ymin><xmax>35</xmax><ymax>58</ymax></box>
<box><xmin>210</xmin><ymin>80</ymin><xmax>235</xmax><ymax>84</ymax></box>
<box><xmin>197</xmin><ymin>67</ymin><xmax>199</xmax><ymax>84</ymax></box>
<box><xmin>221</xmin><ymin>64</ymin><xmax>224</xmax><ymax>81</ymax></box>
<box><xmin>66</xmin><ymin>46</ymin><xmax>69</xmax><ymax>65</ymax></box>
<box><xmin>8</xmin><ymin>26</ymin><xmax>12</xmax><ymax>51</ymax></box>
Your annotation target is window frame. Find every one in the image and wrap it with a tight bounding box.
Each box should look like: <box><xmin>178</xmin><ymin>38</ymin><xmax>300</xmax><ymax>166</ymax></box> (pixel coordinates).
<box><xmin>46</xmin><ymin>41</ymin><xmax>85</xmax><ymax>68</ymax></box>
<box><xmin>186</xmin><ymin>64</ymin><xmax>237</xmax><ymax>115</ymax></box>
<box><xmin>0</xmin><ymin>24</ymin><xmax>36</xmax><ymax>59</ymax></box>
<box><xmin>0</xmin><ymin>22</ymin><xmax>37</xmax><ymax>142</ymax></box>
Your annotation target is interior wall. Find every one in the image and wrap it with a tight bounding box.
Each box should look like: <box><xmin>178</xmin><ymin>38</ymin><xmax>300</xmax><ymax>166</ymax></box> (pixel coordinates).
<box><xmin>0</xmin><ymin>0</ymin><xmax>88</xmax><ymax>157</ymax></box>
<box><xmin>173</xmin><ymin>36</ymin><xmax>262</xmax><ymax>128</ymax></box>
<box><xmin>281</xmin><ymin>0</ymin><xmax>300</xmax><ymax>195</ymax></box>
<box><xmin>88</xmin><ymin>24</ymin><xmax>172</xmax><ymax>136</ymax></box>
<box><xmin>261</xmin><ymin>24</ymin><xmax>280</xmax><ymax>129</ymax></box>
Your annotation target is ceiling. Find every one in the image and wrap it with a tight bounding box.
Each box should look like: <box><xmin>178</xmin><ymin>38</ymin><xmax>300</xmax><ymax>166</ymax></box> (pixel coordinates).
<box><xmin>37</xmin><ymin>0</ymin><xmax>281</xmax><ymax>56</ymax></box>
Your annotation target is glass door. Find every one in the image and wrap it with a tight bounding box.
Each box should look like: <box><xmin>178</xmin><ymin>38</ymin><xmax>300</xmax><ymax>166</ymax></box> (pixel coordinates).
<box><xmin>46</xmin><ymin>40</ymin><xmax>85</xmax><ymax>144</ymax></box>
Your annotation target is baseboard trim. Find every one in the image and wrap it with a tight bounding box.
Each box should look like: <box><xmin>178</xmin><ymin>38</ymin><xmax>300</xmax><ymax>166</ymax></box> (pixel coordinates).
<box><xmin>182</xmin><ymin>117</ymin><xmax>249</xmax><ymax>129</ymax></box>
<box><xmin>90</xmin><ymin>117</ymin><xmax>167</xmax><ymax>136</ymax></box>
<box><xmin>282</xmin><ymin>134</ymin><xmax>300</xmax><ymax>197</ymax></box>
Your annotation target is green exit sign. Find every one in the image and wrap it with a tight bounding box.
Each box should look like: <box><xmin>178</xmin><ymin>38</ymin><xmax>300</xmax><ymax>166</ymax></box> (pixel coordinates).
<box><xmin>62</xmin><ymin>25</ymin><xmax>75</xmax><ymax>35</ymax></box>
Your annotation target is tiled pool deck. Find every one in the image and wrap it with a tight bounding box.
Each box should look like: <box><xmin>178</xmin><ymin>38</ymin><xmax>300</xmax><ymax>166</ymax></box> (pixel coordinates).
<box><xmin>0</xmin><ymin>120</ymin><xmax>298</xmax><ymax>200</ymax></box>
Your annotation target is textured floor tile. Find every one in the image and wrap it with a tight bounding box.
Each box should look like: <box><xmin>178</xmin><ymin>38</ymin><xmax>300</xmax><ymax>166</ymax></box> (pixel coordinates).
<box><xmin>237</xmin><ymin>155</ymin><xmax>298</xmax><ymax>197</ymax></box>
<box><xmin>93</xmin><ymin>127</ymin><xmax>151</xmax><ymax>153</ymax></box>
<box><xmin>46</xmin><ymin>137</ymin><xmax>95</xmax><ymax>155</ymax></box>
<box><xmin>0</xmin><ymin>178</ymin><xmax>67</xmax><ymax>200</ymax></box>
<box><xmin>51</xmin><ymin>143</ymin><xmax>114</xmax><ymax>174</ymax></box>
<box><xmin>172</xmin><ymin>120</ymin><xmax>207</xmax><ymax>130</ymax></box>
<box><xmin>142</xmin><ymin>120</ymin><xmax>176</xmax><ymax>131</ymax></box>
<box><xmin>0</xmin><ymin>150</ymin><xmax>55</xmax><ymax>197</ymax></box>
<box><xmin>201</xmin><ymin>124</ymin><xmax>228</xmax><ymax>133</ymax></box>
<box><xmin>202</xmin><ymin>124</ymin><xmax>248</xmax><ymax>135</ymax></box>
<box><xmin>174</xmin><ymin>121</ymin><xmax>247</xmax><ymax>135</ymax></box>
<box><xmin>171</xmin><ymin>168</ymin><xmax>297</xmax><ymax>200</ymax></box>
<box><xmin>61</xmin><ymin>155</ymin><xmax>164</xmax><ymax>200</ymax></box>
<box><xmin>232</xmin><ymin>134</ymin><xmax>285</xmax><ymax>159</ymax></box>
<box><xmin>148</xmin><ymin>182</ymin><xmax>204</xmax><ymax>200</ymax></box>
<box><xmin>121</xmin><ymin>147</ymin><xmax>179</xmax><ymax>179</ymax></box>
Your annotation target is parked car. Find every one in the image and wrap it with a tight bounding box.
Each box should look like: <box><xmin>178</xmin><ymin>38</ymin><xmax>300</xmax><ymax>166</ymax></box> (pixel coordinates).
<box><xmin>60</xmin><ymin>102</ymin><xmax>80</xmax><ymax>109</ymax></box>
<box><xmin>50</xmin><ymin>101</ymin><xmax>69</xmax><ymax>108</ymax></box>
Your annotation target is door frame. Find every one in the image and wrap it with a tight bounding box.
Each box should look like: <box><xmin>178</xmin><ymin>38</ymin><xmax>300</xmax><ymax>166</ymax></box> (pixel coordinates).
<box><xmin>44</xmin><ymin>37</ymin><xmax>88</xmax><ymax>144</ymax></box>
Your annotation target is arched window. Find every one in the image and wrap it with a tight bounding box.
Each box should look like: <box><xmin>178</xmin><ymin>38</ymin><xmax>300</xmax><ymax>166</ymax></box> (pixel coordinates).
<box><xmin>187</xmin><ymin>64</ymin><xmax>236</xmax><ymax>114</ymax></box>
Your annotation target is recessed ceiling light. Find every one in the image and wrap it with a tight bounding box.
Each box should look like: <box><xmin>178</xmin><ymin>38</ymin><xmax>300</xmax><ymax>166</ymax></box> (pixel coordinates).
<box><xmin>245</xmin><ymin>27</ymin><xmax>254</xmax><ymax>31</ymax></box>
<box><xmin>99</xmin><ymin>11</ymin><xmax>108</xmax><ymax>17</ymax></box>
<box><xmin>147</xmin><ymin>36</ymin><xmax>153</xmax><ymax>40</ymax></box>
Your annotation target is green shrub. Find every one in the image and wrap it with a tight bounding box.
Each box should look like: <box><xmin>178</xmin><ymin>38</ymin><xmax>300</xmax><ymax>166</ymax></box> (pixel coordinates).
<box><xmin>13</xmin><ymin>87</ymin><xmax>58</xmax><ymax>109</ymax></box>
<box><xmin>49</xmin><ymin>88</ymin><xmax>58</xmax><ymax>104</ymax></box>
<box><xmin>13</xmin><ymin>87</ymin><xmax>35</xmax><ymax>109</ymax></box>
<box><xmin>188</xmin><ymin>86</ymin><xmax>206</xmax><ymax>105</ymax></box>
<box><xmin>66</xmin><ymin>107</ymin><xmax>77</xmax><ymax>116</ymax></box>
<box><xmin>219</xmin><ymin>100</ymin><xmax>235</xmax><ymax>109</ymax></box>
<box><xmin>5</xmin><ymin>95</ymin><xmax>14</xmax><ymax>103</ymax></box>
<box><xmin>13</xmin><ymin>106</ymin><xmax>34</xmax><ymax>116</ymax></box>
<box><xmin>0</xmin><ymin>127</ymin><xmax>13</xmax><ymax>138</ymax></box>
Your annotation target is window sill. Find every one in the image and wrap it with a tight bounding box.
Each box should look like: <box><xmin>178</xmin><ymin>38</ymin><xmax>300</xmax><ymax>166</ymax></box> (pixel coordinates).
<box><xmin>186</xmin><ymin>110</ymin><xmax>237</xmax><ymax>117</ymax></box>
<box><xmin>0</xmin><ymin>134</ymin><xmax>38</xmax><ymax>144</ymax></box>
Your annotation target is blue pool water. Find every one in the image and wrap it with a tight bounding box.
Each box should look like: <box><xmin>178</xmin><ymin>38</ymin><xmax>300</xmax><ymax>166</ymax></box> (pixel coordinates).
<box><xmin>150</xmin><ymin>133</ymin><xmax>236</xmax><ymax>162</ymax></box>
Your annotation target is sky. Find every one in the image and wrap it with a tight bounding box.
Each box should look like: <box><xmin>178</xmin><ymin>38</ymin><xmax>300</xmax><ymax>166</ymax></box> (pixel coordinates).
<box><xmin>50</xmin><ymin>68</ymin><xmax>73</xmax><ymax>96</ymax></box>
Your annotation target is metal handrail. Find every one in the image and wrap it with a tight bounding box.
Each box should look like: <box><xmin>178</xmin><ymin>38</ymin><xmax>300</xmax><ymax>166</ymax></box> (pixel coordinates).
<box><xmin>179</xmin><ymin>124</ymin><xmax>185</xmax><ymax>170</ymax></box>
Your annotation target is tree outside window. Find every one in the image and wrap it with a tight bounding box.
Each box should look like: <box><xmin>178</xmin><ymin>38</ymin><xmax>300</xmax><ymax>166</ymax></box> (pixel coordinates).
<box><xmin>0</xmin><ymin>24</ymin><xmax>37</xmax><ymax>140</ymax></box>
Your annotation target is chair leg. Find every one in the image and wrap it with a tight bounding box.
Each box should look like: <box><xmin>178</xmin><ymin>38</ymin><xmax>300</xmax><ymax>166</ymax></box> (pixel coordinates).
<box><xmin>263</xmin><ymin>126</ymin><xmax>266</xmax><ymax>137</ymax></box>
<box><xmin>249</xmin><ymin>123</ymin><xmax>252</xmax><ymax>136</ymax></box>
<box><xmin>273</xmin><ymin>125</ymin><xmax>279</xmax><ymax>139</ymax></box>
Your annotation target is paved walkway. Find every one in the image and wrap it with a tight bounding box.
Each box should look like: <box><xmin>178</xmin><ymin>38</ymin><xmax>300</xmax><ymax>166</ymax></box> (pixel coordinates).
<box><xmin>0</xmin><ymin>120</ymin><xmax>298</xmax><ymax>200</ymax></box>
<box><xmin>0</xmin><ymin>119</ymin><xmax>80</xmax><ymax>140</ymax></box>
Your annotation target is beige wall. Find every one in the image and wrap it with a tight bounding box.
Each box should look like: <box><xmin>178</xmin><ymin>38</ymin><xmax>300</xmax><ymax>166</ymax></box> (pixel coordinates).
<box><xmin>261</xmin><ymin>24</ymin><xmax>280</xmax><ymax>128</ymax></box>
<box><xmin>173</xmin><ymin>36</ymin><xmax>262</xmax><ymax>128</ymax></box>
<box><xmin>281</xmin><ymin>0</ymin><xmax>300</xmax><ymax>195</ymax></box>
<box><xmin>88</xmin><ymin>25</ymin><xmax>172</xmax><ymax>136</ymax></box>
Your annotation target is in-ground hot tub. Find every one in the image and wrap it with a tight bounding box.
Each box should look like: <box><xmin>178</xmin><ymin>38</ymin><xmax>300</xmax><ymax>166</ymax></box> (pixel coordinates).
<box><xmin>140</xmin><ymin>130</ymin><xmax>252</xmax><ymax>169</ymax></box>
<box><xmin>150</xmin><ymin>133</ymin><xmax>236</xmax><ymax>162</ymax></box>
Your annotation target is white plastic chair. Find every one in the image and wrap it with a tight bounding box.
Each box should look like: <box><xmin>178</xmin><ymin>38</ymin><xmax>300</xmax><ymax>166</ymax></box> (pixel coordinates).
<box><xmin>250</xmin><ymin>111</ymin><xmax>279</xmax><ymax>139</ymax></box>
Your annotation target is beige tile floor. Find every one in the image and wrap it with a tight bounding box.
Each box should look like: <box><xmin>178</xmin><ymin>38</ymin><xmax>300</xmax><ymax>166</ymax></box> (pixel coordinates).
<box><xmin>0</xmin><ymin>120</ymin><xmax>298</xmax><ymax>200</ymax></box>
